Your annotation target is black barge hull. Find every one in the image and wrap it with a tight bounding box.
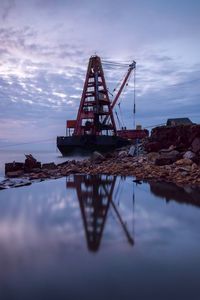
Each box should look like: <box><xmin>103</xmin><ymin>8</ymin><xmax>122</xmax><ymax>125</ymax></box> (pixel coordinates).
<box><xmin>57</xmin><ymin>135</ymin><xmax>131</xmax><ymax>155</ymax></box>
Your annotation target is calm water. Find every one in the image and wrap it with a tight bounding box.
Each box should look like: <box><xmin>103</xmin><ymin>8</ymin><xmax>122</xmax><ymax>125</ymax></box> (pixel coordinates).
<box><xmin>0</xmin><ymin>175</ymin><xmax>200</xmax><ymax>300</ymax></box>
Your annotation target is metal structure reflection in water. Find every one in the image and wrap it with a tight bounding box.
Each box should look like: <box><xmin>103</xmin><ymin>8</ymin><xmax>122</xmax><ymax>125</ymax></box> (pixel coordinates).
<box><xmin>66</xmin><ymin>174</ymin><xmax>134</xmax><ymax>252</ymax></box>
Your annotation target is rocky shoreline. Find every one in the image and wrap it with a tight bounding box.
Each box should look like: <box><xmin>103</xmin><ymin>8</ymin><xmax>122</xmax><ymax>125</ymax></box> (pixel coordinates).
<box><xmin>0</xmin><ymin>148</ymin><xmax>200</xmax><ymax>190</ymax></box>
<box><xmin>1</xmin><ymin>124</ymin><xmax>200</xmax><ymax>190</ymax></box>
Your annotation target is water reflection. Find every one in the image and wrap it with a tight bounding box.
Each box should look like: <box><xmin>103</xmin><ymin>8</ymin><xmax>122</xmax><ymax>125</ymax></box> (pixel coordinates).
<box><xmin>149</xmin><ymin>181</ymin><xmax>200</xmax><ymax>208</ymax></box>
<box><xmin>0</xmin><ymin>175</ymin><xmax>200</xmax><ymax>299</ymax></box>
<box><xmin>66</xmin><ymin>175</ymin><xmax>134</xmax><ymax>251</ymax></box>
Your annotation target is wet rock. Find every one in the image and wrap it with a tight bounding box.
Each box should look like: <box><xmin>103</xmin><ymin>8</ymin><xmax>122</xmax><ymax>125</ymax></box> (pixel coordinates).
<box><xmin>42</xmin><ymin>162</ymin><xmax>56</xmax><ymax>169</ymax></box>
<box><xmin>191</xmin><ymin>163</ymin><xmax>198</xmax><ymax>171</ymax></box>
<box><xmin>118</xmin><ymin>151</ymin><xmax>127</xmax><ymax>157</ymax></box>
<box><xmin>14</xmin><ymin>181</ymin><xmax>32</xmax><ymax>188</ymax></box>
<box><xmin>29</xmin><ymin>173</ymin><xmax>44</xmax><ymax>180</ymax></box>
<box><xmin>145</xmin><ymin>141</ymin><xmax>161</xmax><ymax>152</ymax></box>
<box><xmin>168</xmin><ymin>145</ymin><xmax>176</xmax><ymax>151</ymax></box>
<box><xmin>31</xmin><ymin>168</ymin><xmax>43</xmax><ymax>173</ymax></box>
<box><xmin>183</xmin><ymin>151</ymin><xmax>195</xmax><ymax>159</ymax></box>
<box><xmin>138</xmin><ymin>156</ymin><xmax>146</xmax><ymax>163</ymax></box>
<box><xmin>147</xmin><ymin>152</ymin><xmax>160</xmax><ymax>162</ymax></box>
<box><xmin>67</xmin><ymin>165</ymin><xmax>80</xmax><ymax>173</ymax></box>
<box><xmin>24</xmin><ymin>154</ymin><xmax>41</xmax><ymax>172</ymax></box>
<box><xmin>175</xmin><ymin>158</ymin><xmax>193</xmax><ymax>166</ymax></box>
<box><xmin>155</xmin><ymin>149</ymin><xmax>181</xmax><ymax>166</ymax></box>
<box><xmin>6</xmin><ymin>170</ymin><xmax>24</xmax><ymax>178</ymax></box>
<box><xmin>0</xmin><ymin>178</ymin><xmax>32</xmax><ymax>189</ymax></box>
<box><xmin>57</xmin><ymin>161</ymin><xmax>69</xmax><ymax>167</ymax></box>
<box><xmin>159</xmin><ymin>149</ymin><xmax>180</xmax><ymax>157</ymax></box>
<box><xmin>191</xmin><ymin>155</ymin><xmax>200</xmax><ymax>165</ymax></box>
<box><xmin>5</xmin><ymin>162</ymin><xmax>24</xmax><ymax>174</ymax></box>
<box><xmin>191</xmin><ymin>137</ymin><xmax>200</xmax><ymax>153</ymax></box>
<box><xmin>0</xmin><ymin>185</ymin><xmax>6</xmax><ymax>190</ymax></box>
<box><xmin>2</xmin><ymin>142</ymin><xmax>200</xmax><ymax>188</ymax></box>
<box><xmin>91</xmin><ymin>151</ymin><xmax>105</xmax><ymax>163</ymax></box>
<box><xmin>128</xmin><ymin>145</ymin><xmax>136</xmax><ymax>156</ymax></box>
<box><xmin>178</xmin><ymin>166</ymin><xmax>191</xmax><ymax>172</ymax></box>
<box><xmin>155</xmin><ymin>157</ymin><xmax>175</xmax><ymax>166</ymax></box>
<box><xmin>147</xmin><ymin>124</ymin><xmax>200</xmax><ymax>151</ymax></box>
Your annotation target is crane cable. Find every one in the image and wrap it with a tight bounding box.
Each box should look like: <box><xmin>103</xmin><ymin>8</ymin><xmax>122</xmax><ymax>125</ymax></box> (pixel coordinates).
<box><xmin>133</xmin><ymin>67</ymin><xmax>136</xmax><ymax>129</ymax></box>
<box><xmin>114</xmin><ymin>110</ymin><xmax>122</xmax><ymax>129</ymax></box>
<box><xmin>102</xmin><ymin>58</ymin><xmax>136</xmax><ymax>129</ymax></box>
<box><xmin>112</xmin><ymin>74</ymin><xmax>126</xmax><ymax>93</ymax></box>
<box><xmin>116</xmin><ymin>69</ymin><xmax>134</xmax><ymax>129</ymax></box>
<box><xmin>117</xmin><ymin>102</ymin><xmax>125</xmax><ymax>128</ymax></box>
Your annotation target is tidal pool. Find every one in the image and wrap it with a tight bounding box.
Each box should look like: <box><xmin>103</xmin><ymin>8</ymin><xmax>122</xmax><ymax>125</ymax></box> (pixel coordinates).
<box><xmin>0</xmin><ymin>175</ymin><xmax>200</xmax><ymax>300</ymax></box>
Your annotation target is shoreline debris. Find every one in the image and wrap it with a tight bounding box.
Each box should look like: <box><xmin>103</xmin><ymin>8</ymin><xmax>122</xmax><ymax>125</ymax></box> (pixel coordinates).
<box><xmin>1</xmin><ymin>124</ymin><xmax>200</xmax><ymax>190</ymax></box>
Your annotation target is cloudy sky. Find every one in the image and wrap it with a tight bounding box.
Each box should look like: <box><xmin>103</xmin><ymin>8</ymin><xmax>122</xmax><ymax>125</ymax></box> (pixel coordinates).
<box><xmin>0</xmin><ymin>0</ymin><xmax>200</xmax><ymax>147</ymax></box>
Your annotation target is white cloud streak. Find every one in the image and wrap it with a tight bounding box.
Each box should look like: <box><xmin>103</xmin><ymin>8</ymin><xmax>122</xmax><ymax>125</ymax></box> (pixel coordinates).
<box><xmin>0</xmin><ymin>0</ymin><xmax>199</xmax><ymax>144</ymax></box>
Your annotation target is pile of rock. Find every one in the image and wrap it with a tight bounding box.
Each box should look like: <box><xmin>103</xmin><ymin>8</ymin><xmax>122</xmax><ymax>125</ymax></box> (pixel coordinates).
<box><xmin>145</xmin><ymin>124</ymin><xmax>200</xmax><ymax>150</ymax></box>
<box><xmin>4</xmin><ymin>154</ymin><xmax>57</xmax><ymax>181</ymax></box>
<box><xmin>2</xmin><ymin>128</ymin><xmax>200</xmax><ymax>190</ymax></box>
<box><xmin>145</xmin><ymin>124</ymin><xmax>200</xmax><ymax>166</ymax></box>
<box><xmin>5</xmin><ymin>154</ymin><xmax>42</xmax><ymax>178</ymax></box>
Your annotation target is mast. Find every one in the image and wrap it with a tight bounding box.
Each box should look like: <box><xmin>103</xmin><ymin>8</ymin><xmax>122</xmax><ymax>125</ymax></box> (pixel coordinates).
<box><xmin>74</xmin><ymin>55</ymin><xmax>117</xmax><ymax>136</ymax></box>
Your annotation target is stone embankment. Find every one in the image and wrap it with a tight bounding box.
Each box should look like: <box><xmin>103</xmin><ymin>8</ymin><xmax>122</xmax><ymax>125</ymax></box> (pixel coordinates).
<box><xmin>1</xmin><ymin>124</ymin><xmax>200</xmax><ymax>189</ymax></box>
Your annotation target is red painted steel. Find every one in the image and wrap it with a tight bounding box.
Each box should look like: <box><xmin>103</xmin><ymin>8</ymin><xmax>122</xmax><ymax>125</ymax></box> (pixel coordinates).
<box><xmin>66</xmin><ymin>120</ymin><xmax>77</xmax><ymax>128</ymax></box>
<box><xmin>117</xmin><ymin>129</ymin><xmax>149</xmax><ymax>139</ymax></box>
<box><xmin>67</xmin><ymin>56</ymin><xmax>141</xmax><ymax>141</ymax></box>
<box><xmin>74</xmin><ymin>56</ymin><xmax>116</xmax><ymax>136</ymax></box>
<box><xmin>111</xmin><ymin>61</ymin><xmax>136</xmax><ymax>110</ymax></box>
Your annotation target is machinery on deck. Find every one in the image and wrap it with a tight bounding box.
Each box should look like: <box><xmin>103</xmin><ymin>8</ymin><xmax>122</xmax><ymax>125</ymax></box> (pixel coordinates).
<box><xmin>57</xmin><ymin>55</ymin><xmax>148</xmax><ymax>155</ymax></box>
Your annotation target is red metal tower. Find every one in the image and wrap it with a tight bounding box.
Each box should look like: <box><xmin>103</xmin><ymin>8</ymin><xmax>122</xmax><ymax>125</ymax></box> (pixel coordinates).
<box><xmin>57</xmin><ymin>56</ymin><xmax>140</xmax><ymax>155</ymax></box>
<box><xmin>73</xmin><ymin>55</ymin><xmax>117</xmax><ymax>136</ymax></box>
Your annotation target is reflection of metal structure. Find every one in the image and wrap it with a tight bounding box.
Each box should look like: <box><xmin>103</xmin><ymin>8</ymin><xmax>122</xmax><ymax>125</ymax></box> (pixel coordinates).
<box><xmin>66</xmin><ymin>175</ymin><xmax>134</xmax><ymax>252</ymax></box>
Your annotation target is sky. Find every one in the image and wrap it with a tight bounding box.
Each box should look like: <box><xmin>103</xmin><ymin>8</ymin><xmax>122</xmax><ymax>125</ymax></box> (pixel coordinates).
<box><xmin>0</xmin><ymin>0</ymin><xmax>200</xmax><ymax>147</ymax></box>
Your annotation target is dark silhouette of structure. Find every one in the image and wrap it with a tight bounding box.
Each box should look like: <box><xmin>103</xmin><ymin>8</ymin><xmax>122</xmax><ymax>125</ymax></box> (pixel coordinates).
<box><xmin>66</xmin><ymin>174</ymin><xmax>134</xmax><ymax>252</ymax></box>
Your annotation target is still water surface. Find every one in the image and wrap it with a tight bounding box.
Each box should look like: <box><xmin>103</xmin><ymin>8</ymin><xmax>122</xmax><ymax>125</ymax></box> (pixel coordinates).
<box><xmin>0</xmin><ymin>175</ymin><xmax>200</xmax><ymax>300</ymax></box>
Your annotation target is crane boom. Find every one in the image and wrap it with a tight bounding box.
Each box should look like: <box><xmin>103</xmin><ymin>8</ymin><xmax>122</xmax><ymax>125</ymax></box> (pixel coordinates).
<box><xmin>111</xmin><ymin>61</ymin><xmax>136</xmax><ymax>110</ymax></box>
<box><xmin>102</xmin><ymin>60</ymin><xmax>136</xmax><ymax>126</ymax></box>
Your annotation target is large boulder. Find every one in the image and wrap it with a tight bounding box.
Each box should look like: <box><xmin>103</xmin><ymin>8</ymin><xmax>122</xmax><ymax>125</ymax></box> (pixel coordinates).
<box><xmin>128</xmin><ymin>145</ymin><xmax>136</xmax><ymax>157</ymax></box>
<box><xmin>154</xmin><ymin>149</ymin><xmax>181</xmax><ymax>166</ymax></box>
<box><xmin>24</xmin><ymin>154</ymin><xmax>41</xmax><ymax>172</ymax></box>
<box><xmin>91</xmin><ymin>151</ymin><xmax>105</xmax><ymax>163</ymax></box>
<box><xmin>42</xmin><ymin>162</ymin><xmax>56</xmax><ymax>169</ymax></box>
<box><xmin>159</xmin><ymin>149</ymin><xmax>180</xmax><ymax>159</ymax></box>
<box><xmin>175</xmin><ymin>158</ymin><xmax>193</xmax><ymax>166</ymax></box>
<box><xmin>147</xmin><ymin>152</ymin><xmax>160</xmax><ymax>163</ymax></box>
<box><xmin>191</xmin><ymin>137</ymin><xmax>200</xmax><ymax>153</ymax></box>
<box><xmin>6</xmin><ymin>170</ymin><xmax>24</xmax><ymax>178</ymax></box>
<box><xmin>5</xmin><ymin>162</ymin><xmax>24</xmax><ymax>174</ymax></box>
<box><xmin>145</xmin><ymin>124</ymin><xmax>200</xmax><ymax>152</ymax></box>
<box><xmin>145</xmin><ymin>141</ymin><xmax>161</xmax><ymax>152</ymax></box>
<box><xmin>118</xmin><ymin>150</ymin><xmax>128</xmax><ymax>158</ymax></box>
<box><xmin>183</xmin><ymin>151</ymin><xmax>195</xmax><ymax>159</ymax></box>
<box><xmin>155</xmin><ymin>157</ymin><xmax>176</xmax><ymax>166</ymax></box>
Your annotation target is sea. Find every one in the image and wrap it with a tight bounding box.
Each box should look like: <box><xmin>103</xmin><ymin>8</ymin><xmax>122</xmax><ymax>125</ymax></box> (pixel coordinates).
<box><xmin>0</xmin><ymin>147</ymin><xmax>84</xmax><ymax>178</ymax></box>
<box><xmin>0</xmin><ymin>148</ymin><xmax>200</xmax><ymax>299</ymax></box>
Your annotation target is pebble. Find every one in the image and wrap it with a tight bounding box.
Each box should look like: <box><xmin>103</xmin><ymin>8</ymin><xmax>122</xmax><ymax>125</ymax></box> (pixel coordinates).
<box><xmin>1</xmin><ymin>144</ymin><xmax>200</xmax><ymax>189</ymax></box>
